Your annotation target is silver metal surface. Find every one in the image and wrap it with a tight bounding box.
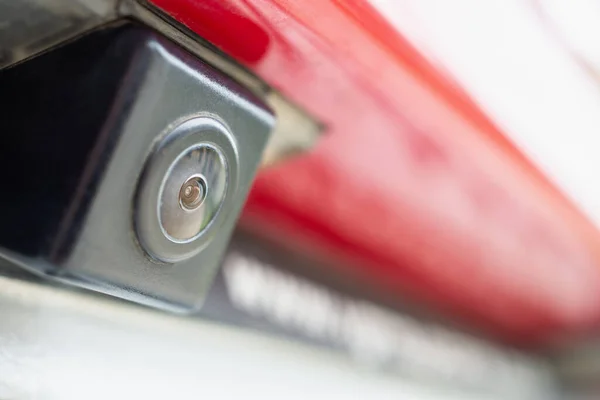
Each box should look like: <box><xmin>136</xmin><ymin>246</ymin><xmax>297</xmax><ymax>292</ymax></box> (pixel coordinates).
<box><xmin>0</xmin><ymin>272</ymin><xmax>552</xmax><ymax>400</ymax></box>
<box><xmin>136</xmin><ymin>117</ymin><xmax>237</xmax><ymax>263</ymax></box>
<box><xmin>0</xmin><ymin>0</ymin><xmax>116</xmax><ymax>69</ymax></box>
<box><xmin>218</xmin><ymin>249</ymin><xmax>558</xmax><ymax>399</ymax></box>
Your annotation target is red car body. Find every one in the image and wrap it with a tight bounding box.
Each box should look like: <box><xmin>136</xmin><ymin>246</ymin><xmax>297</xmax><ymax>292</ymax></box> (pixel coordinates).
<box><xmin>151</xmin><ymin>0</ymin><xmax>600</xmax><ymax>345</ymax></box>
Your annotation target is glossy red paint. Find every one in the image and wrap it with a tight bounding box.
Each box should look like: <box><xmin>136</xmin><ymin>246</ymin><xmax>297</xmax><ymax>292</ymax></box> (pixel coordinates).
<box><xmin>151</xmin><ymin>0</ymin><xmax>600</xmax><ymax>344</ymax></box>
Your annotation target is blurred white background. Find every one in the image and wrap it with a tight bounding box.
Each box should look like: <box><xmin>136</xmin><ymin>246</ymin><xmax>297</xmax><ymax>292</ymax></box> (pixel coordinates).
<box><xmin>370</xmin><ymin>0</ymin><xmax>600</xmax><ymax>229</ymax></box>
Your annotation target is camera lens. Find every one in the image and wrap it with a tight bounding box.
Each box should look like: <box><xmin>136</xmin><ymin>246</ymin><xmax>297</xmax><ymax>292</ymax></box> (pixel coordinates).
<box><xmin>134</xmin><ymin>117</ymin><xmax>237</xmax><ymax>263</ymax></box>
<box><xmin>159</xmin><ymin>144</ymin><xmax>228</xmax><ymax>242</ymax></box>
